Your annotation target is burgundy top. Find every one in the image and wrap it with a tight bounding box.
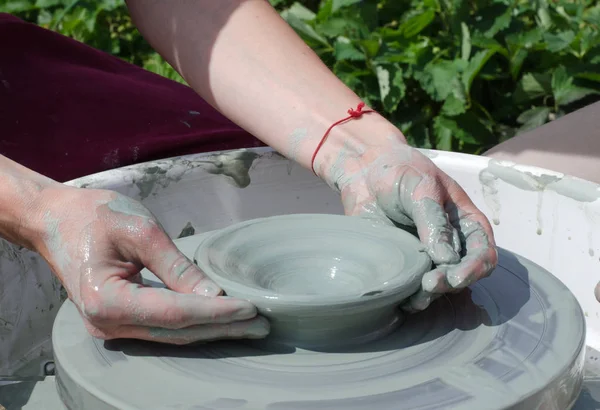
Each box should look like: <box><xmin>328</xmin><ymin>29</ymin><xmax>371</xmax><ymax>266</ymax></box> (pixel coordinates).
<box><xmin>0</xmin><ymin>13</ymin><xmax>262</xmax><ymax>182</ymax></box>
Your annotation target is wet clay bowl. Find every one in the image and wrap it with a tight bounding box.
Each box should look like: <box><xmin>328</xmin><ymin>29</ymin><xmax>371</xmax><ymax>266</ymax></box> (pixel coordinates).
<box><xmin>193</xmin><ymin>214</ymin><xmax>432</xmax><ymax>350</ymax></box>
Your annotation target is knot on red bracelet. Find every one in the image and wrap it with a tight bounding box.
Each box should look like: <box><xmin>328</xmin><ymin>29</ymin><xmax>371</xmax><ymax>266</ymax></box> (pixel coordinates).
<box><xmin>347</xmin><ymin>102</ymin><xmax>367</xmax><ymax>118</ymax></box>
<box><xmin>310</xmin><ymin>102</ymin><xmax>375</xmax><ymax>175</ymax></box>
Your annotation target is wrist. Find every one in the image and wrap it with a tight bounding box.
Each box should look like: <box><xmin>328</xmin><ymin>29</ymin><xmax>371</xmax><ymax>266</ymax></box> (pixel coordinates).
<box><xmin>0</xmin><ymin>173</ymin><xmax>64</xmax><ymax>250</ymax></box>
<box><xmin>311</xmin><ymin>110</ymin><xmax>408</xmax><ymax>189</ymax></box>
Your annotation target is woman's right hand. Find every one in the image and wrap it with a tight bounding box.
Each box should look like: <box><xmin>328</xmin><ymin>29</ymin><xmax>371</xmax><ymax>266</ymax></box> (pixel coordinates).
<box><xmin>28</xmin><ymin>185</ymin><xmax>270</xmax><ymax>344</ymax></box>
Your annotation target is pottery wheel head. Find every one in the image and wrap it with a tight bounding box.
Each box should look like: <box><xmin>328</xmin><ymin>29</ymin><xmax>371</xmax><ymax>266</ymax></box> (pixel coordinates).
<box><xmin>52</xmin><ymin>245</ymin><xmax>586</xmax><ymax>410</ymax></box>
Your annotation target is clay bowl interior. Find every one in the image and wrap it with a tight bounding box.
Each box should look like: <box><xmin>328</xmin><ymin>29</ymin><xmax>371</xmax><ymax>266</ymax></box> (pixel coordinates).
<box><xmin>194</xmin><ymin>214</ymin><xmax>431</xmax><ymax>349</ymax></box>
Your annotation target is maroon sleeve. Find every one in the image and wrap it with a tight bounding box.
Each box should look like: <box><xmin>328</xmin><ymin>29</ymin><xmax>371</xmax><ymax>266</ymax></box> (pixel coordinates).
<box><xmin>0</xmin><ymin>13</ymin><xmax>262</xmax><ymax>182</ymax></box>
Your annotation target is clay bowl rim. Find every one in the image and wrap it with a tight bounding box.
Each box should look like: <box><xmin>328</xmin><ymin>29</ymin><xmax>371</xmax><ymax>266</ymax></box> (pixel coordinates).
<box><xmin>193</xmin><ymin>213</ymin><xmax>432</xmax><ymax>309</ymax></box>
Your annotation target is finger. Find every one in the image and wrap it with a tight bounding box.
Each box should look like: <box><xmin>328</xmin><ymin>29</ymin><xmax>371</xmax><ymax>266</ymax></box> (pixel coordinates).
<box><xmin>102</xmin><ymin>316</ymin><xmax>270</xmax><ymax>345</ymax></box>
<box><xmin>411</xmin><ymin>196</ymin><xmax>461</xmax><ymax>265</ymax></box>
<box><xmin>451</xmin><ymin>224</ymin><xmax>462</xmax><ymax>255</ymax></box>
<box><xmin>446</xmin><ymin>246</ymin><xmax>497</xmax><ymax>288</ymax></box>
<box><xmin>421</xmin><ymin>267</ymin><xmax>453</xmax><ymax>294</ymax></box>
<box><xmin>400</xmin><ymin>288</ymin><xmax>442</xmax><ymax>312</ymax></box>
<box><xmin>445</xmin><ymin>177</ymin><xmax>497</xmax><ymax>244</ymax></box>
<box><xmin>595</xmin><ymin>281</ymin><xmax>600</xmax><ymax>303</ymax></box>
<box><xmin>375</xmin><ymin>168</ymin><xmax>461</xmax><ymax>265</ymax></box>
<box><xmin>141</xmin><ymin>231</ymin><xmax>221</xmax><ymax>297</ymax></box>
<box><xmin>441</xmin><ymin>179</ymin><xmax>498</xmax><ymax>288</ymax></box>
<box><xmin>97</xmin><ymin>284</ymin><xmax>258</xmax><ymax>328</ymax></box>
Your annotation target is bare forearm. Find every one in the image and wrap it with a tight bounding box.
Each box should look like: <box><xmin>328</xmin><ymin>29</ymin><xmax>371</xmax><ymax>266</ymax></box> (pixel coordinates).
<box><xmin>126</xmin><ymin>0</ymin><xmax>404</xmax><ymax>176</ymax></box>
<box><xmin>0</xmin><ymin>155</ymin><xmax>57</xmax><ymax>248</ymax></box>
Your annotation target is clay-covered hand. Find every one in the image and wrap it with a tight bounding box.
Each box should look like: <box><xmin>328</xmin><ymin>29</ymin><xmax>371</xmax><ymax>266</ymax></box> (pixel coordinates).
<box><xmin>29</xmin><ymin>186</ymin><xmax>269</xmax><ymax>344</ymax></box>
<box><xmin>316</xmin><ymin>136</ymin><xmax>498</xmax><ymax>311</ymax></box>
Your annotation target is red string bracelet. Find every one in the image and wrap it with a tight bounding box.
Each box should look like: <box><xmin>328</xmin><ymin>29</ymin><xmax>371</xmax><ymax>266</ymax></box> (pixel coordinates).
<box><xmin>310</xmin><ymin>102</ymin><xmax>374</xmax><ymax>175</ymax></box>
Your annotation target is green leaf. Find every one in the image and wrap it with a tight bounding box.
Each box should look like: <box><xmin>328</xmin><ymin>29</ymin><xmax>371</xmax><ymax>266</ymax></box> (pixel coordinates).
<box><xmin>398</xmin><ymin>9</ymin><xmax>435</xmax><ymax>38</ymax></box>
<box><xmin>505</xmin><ymin>28</ymin><xmax>544</xmax><ymax>50</ymax></box>
<box><xmin>316</xmin><ymin>0</ymin><xmax>333</xmax><ymax>21</ymax></box>
<box><xmin>441</xmin><ymin>93</ymin><xmax>467</xmax><ymax>116</ymax></box>
<box><xmin>552</xmin><ymin>66</ymin><xmax>600</xmax><ymax>106</ymax></box>
<box><xmin>34</xmin><ymin>0</ymin><xmax>62</xmax><ymax>7</ymax></box>
<box><xmin>510</xmin><ymin>48</ymin><xmax>528</xmax><ymax>80</ymax></box>
<box><xmin>433</xmin><ymin>114</ymin><xmax>487</xmax><ymax>149</ymax></box>
<box><xmin>334</xmin><ymin>37</ymin><xmax>366</xmax><ymax>61</ymax></box>
<box><xmin>405</xmin><ymin>123</ymin><xmax>432</xmax><ymax>149</ymax></box>
<box><xmin>577</xmin><ymin>27</ymin><xmax>600</xmax><ymax>57</ymax></box>
<box><xmin>544</xmin><ymin>31</ymin><xmax>576</xmax><ymax>53</ymax></box>
<box><xmin>375</xmin><ymin>64</ymin><xmax>406</xmax><ymax>112</ymax></box>
<box><xmin>462</xmin><ymin>50</ymin><xmax>496</xmax><ymax>93</ymax></box>
<box><xmin>517</xmin><ymin>106</ymin><xmax>551</xmax><ymax>132</ymax></box>
<box><xmin>576</xmin><ymin>72</ymin><xmax>600</xmax><ymax>83</ymax></box>
<box><xmin>461</xmin><ymin>22</ymin><xmax>471</xmax><ymax>61</ymax></box>
<box><xmin>286</xmin><ymin>2</ymin><xmax>316</xmax><ymax>21</ymax></box>
<box><xmin>355</xmin><ymin>1</ymin><xmax>378</xmax><ymax>32</ymax></box>
<box><xmin>537</xmin><ymin>3</ymin><xmax>552</xmax><ymax>29</ymax></box>
<box><xmin>281</xmin><ymin>8</ymin><xmax>329</xmax><ymax>47</ymax></box>
<box><xmin>433</xmin><ymin>116</ymin><xmax>454</xmax><ymax>151</ymax></box>
<box><xmin>471</xmin><ymin>34</ymin><xmax>508</xmax><ymax>57</ymax></box>
<box><xmin>484</xmin><ymin>8</ymin><xmax>512</xmax><ymax>38</ymax></box>
<box><xmin>331</xmin><ymin>0</ymin><xmax>361</xmax><ymax>14</ymax></box>
<box><xmin>317</xmin><ymin>17</ymin><xmax>362</xmax><ymax>37</ymax></box>
<box><xmin>415</xmin><ymin>60</ymin><xmax>465</xmax><ymax>102</ymax></box>
<box><xmin>514</xmin><ymin>72</ymin><xmax>552</xmax><ymax>103</ymax></box>
<box><xmin>583</xmin><ymin>4</ymin><xmax>600</xmax><ymax>26</ymax></box>
<box><xmin>441</xmin><ymin>77</ymin><xmax>468</xmax><ymax>117</ymax></box>
<box><xmin>359</xmin><ymin>39</ymin><xmax>381</xmax><ymax>59</ymax></box>
<box><xmin>3</xmin><ymin>1</ymin><xmax>40</xmax><ymax>13</ymax></box>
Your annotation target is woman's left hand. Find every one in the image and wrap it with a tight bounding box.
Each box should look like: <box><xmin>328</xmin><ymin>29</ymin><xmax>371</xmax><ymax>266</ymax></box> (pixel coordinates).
<box><xmin>315</xmin><ymin>135</ymin><xmax>498</xmax><ymax>312</ymax></box>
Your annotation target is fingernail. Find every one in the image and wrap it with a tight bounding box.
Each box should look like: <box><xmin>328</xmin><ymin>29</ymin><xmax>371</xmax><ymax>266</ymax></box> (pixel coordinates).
<box><xmin>193</xmin><ymin>280</ymin><xmax>222</xmax><ymax>297</ymax></box>
<box><xmin>446</xmin><ymin>269</ymin><xmax>469</xmax><ymax>288</ymax></box>
<box><xmin>421</xmin><ymin>270</ymin><xmax>446</xmax><ymax>293</ymax></box>
<box><xmin>410</xmin><ymin>293</ymin><xmax>432</xmax><ymax>311</ymax></box>
<box><xmin>430</xmin><ymin>243</ymin><xmax>460</xmax><ymax>265</ymax></box>
<box><xmin>245</xmin><ymin>317</ymin><xmax>270</xmax><ymax>338</ymax></box>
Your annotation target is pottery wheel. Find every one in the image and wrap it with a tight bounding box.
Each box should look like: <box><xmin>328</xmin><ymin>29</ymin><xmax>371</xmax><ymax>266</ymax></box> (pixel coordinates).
<box><xmin>52</xmin><ymin>236</ymin><xmax>586</xmax><ymax>410</ymax></box>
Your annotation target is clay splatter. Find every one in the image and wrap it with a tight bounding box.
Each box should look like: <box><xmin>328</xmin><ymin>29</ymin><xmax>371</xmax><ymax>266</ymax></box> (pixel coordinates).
<box><xmin>130</xmin><ymin>149</ymin><xmax>261</xmax><ymax>200</ymax></box>
<box><xmin>178</xmin><ymin>222</ymin><xmax>196</xmax><ymax>238</ymax></box>
<box><xmin>479</xmin><ymin>160</ymin><xmax>600</xmax><ymax>233</ymax></box>
<box><xmin>202</xmin><ymin>150</ymin><xmax>259</xmax><ymax>188</ymax></box>
<box><xmin>480</xmin><ymin>160</ymin><xmax>600</xmax><ymax>202</ymax></box>
<box><xmin>135</xmin><ymin>166</ymin><xmax>168</xmax><ymax>200</ymax></box>
<box><xmin>43</xmin><ymin>211</ymin><xmax>71</xmax><ymax>271</ymax></box>
<box><xmin>479</xmin><ymin>170</ymin><xmax>501</xmax><ymax>225</ymax></box>
<box><xmin>287</xmin><ymin>128</ymin><xmax>307</xmax><ymax>161</ymax></box>
<box><xmin>103</xmin><ymin>148</ymin><xmax>121</xmax><ymax>168</ymax></box>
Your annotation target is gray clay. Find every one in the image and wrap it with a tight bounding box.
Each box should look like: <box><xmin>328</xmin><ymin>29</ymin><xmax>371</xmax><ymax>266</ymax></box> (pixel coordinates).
<box><xmin>193</xmin><ymin>214</ymin><xmax>432</xmax><ymax>348</ymax></box>
<box><xmin>51</xmin><ymin>233</ymin><xmax>586</xmax><ymax>410</ymax></box>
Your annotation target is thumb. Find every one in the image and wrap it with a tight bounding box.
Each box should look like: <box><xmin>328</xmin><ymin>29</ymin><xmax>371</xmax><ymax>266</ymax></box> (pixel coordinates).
<box><xmin>376</xmin><ymin>167</ymin><xmax>461</xmax><ymax>265</ymax></box>
<box><xmin>340</xmin><ymin>186</ymin><xmax>394</xmax><ymax>226</ymax></box>
<box><xmin>141</xmin><ymin>231</ymin><xmax>222</xmax><ymax>297</ymax></box>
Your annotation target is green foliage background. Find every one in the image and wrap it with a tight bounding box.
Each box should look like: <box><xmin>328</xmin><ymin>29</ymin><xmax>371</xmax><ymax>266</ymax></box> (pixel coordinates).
<box><xmin>3</xmin><ymin>0</ymin><xmax>600</xmax><ymax>153</ymax></box>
